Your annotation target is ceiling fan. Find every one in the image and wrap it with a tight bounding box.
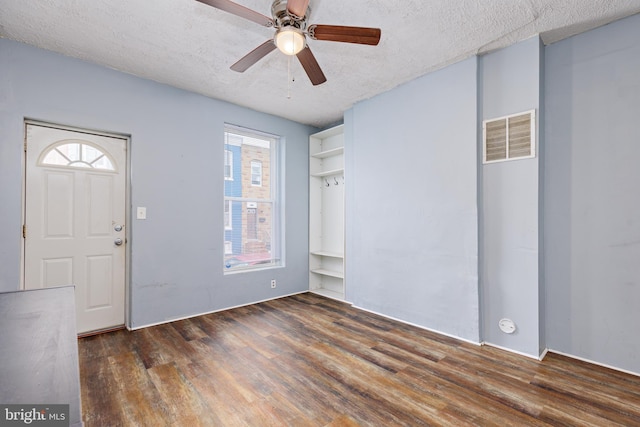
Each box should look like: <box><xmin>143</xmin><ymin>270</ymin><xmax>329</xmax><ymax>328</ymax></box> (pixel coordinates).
<box><xmin>196</xmin><ymin>0</ymin><xmax>381</xmax><ymax>85</ymax></box>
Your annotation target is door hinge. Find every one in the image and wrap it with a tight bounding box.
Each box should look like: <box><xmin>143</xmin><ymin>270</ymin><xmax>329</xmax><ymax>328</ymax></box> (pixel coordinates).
<box><xmin>24</xmin><ymin>141</ymin><xmax>27</xmax><ymax>152</ymax></box>
<box><xmin>22</xmin><ymin>225</ymin><xmax>26</xmax><ymax>238</ymax></box>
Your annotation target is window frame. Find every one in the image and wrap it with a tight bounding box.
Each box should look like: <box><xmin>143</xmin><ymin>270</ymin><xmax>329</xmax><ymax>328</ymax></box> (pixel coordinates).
<box><xmin>223</xmin><ymin>124</ymin><xmax>283</xmax><ymax>274</ymax></box>
<box><xmin>38</xmin><ymin>140</ymin><xmax>116</xmax><ymax>171</ymax></box>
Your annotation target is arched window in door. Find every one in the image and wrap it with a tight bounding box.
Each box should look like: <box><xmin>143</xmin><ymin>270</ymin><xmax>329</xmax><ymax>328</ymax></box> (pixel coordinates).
<box><xmin>38</xmin><ymin>140</ymin><xmax>116</xmax><ymax>171</ymax></box>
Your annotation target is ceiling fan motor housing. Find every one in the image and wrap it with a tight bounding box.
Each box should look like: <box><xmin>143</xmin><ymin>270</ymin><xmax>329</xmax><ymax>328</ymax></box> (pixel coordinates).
<box><xmin>271</xmin><ymin>0</ymin><xmax>309</xmax><ymax>29</ymax></box>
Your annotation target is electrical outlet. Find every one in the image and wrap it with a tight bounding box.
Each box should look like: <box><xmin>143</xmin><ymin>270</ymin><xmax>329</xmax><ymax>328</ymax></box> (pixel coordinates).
<box><xmin>270</xmin><ymin>279</ymin><xmax>277</xmax><ymax>289</ymax></box>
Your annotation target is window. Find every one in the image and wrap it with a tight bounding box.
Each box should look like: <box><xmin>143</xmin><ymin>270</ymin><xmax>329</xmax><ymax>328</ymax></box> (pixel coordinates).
<box><xmin>251</xmin><ymin>161</ymin><xmax>262</xmax><ymax>186</ymax></box>
<box><xmin>224</xmin><ymin>150</ymin><xmax>233</xmax><ymax>180</ymax></box>
<box><xmin>223</xmin><ymin>125</ymin><xmax>282</xmax><ymax>272</ymax></box>
<box><xmin>224</xmin><ymin>200</ymin><xmax>232</xmax><ymax>230</ymax></box>
<box><xmin>39</xmin><ymin>141</ymin><xmax>115</xmax><ymax>171</ymax></box>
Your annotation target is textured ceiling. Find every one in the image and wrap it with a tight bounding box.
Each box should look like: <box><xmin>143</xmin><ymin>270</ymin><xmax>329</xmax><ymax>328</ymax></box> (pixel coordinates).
<box><xmin>1</xmin><ymin>0</ymin><xmax>640</xmax><ymax>127</ymax></box>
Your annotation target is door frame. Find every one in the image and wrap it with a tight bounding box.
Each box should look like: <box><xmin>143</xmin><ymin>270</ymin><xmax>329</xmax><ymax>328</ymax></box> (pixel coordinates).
<box><xmin>21</xmin><ymin>119</ymin><xmax>132</xmax><ymax>330</ymax></box>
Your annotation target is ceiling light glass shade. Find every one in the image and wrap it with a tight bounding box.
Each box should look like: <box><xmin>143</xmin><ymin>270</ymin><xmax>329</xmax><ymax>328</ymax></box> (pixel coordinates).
<box><xmin>275</xmin><ymin>28</ymin><xmax>306</xmax><ymax>55</ymax></box>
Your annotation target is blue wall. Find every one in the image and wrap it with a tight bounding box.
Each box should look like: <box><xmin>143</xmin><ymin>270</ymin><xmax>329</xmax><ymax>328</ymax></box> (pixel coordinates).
<box><xmin>0</xmin><ymin>39</ymin><xmax>314</xmax><ymax>328</ymax></box>
<box><xmin>346</xmin><ymin>13</ymin><xmax>640</xmax><ymax>374</ymax></box>
<box><xmin>545</xmin><ymin>13</ymin><xmax>640</xmax><ymax>373</ymax></box>
<box><xmin>346</xmin><ymin>57</ymin><xmax>480</xmax><ymax>342</ymax></box>
<box><xmin>479</xmin><ymin>36</ymin><xmax>543</xmax><ymax>358</ymax></box>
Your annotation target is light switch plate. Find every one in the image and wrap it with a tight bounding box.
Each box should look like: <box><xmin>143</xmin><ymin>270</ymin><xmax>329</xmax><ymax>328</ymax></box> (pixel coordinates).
<box><xmin>136</xmin><ymin>207</ymin><xmax>147</xmax><ymax>220</ymax></box>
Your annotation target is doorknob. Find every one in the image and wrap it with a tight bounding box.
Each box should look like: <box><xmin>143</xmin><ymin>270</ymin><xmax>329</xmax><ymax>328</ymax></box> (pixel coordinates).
<box><xmin>114</xmin><ymin>238</ymin><xmax>123</xmax><ymax>246</ymax></box>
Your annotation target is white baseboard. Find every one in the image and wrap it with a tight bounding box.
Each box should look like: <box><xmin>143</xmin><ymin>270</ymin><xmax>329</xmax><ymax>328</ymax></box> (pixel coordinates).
<box><xmin>548</xmin><ymin>349</ymin><xmax>640</xmax><ymax>378</ymax></box>
<box><xmin>481</xmin><ymin>341</ymin><xmax>545</xmax><ymax>360</ymax></box>
<box><xmin>129</xmin><ymin>290</ymin><xmax>308</xmax><ymax>331</ymax></box>
<box><xmin>351</xmin><ymin>304</ymin><xmax>482</xmax><ymax>347</ymax></box>
<box><xmin>539</xmin><ymin>347</ymin><xmax>549</xmax><ymax>360</ymax></box>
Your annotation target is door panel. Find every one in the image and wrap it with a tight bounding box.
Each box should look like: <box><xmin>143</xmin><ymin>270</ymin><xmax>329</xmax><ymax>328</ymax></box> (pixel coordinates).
<box><xmin>42</xmin><ymin>258</ymin><xmax>73</xmax><ymax>286</ymax></box>
<box><xmin>86</xmin><ymin>255</ymin><xmax>113</xmax><ymax>309</ymax></box>
<box><xmin>44</xmin><ymin>171</ymin><xmax>74</xmax><ymax>237</ymax></box>
<box><xmin>87</xmin><ymin>174</ymin><xmax>113</xmax><ymax>236</ymax></box>
<box><xmin>24</xmin><ymin>123</ymin><xmax>127</xmax><ymax>334</ymax></box>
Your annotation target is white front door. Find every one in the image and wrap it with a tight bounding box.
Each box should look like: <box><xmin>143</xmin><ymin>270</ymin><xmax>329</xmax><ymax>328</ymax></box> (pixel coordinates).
<box><xmin>24</xmin><ymin>123</ymin><xmax>127</xmax><ymax>334</ymax></box>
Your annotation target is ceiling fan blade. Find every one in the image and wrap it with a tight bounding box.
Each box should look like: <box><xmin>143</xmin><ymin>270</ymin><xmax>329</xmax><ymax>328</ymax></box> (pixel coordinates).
<box><xmin>296</xmin><ymin>47</ymin><xmax>327</xmax><ymax>86</ymax></box>
<box><xmin>308</xmin><ymin>24</ymin><xmax>381</xmax><ymax>45</ymax></box>
<box><xmin>287</xmin><ymin>0</ymin><xmax>310</xmax><ymax>19</ymax></box>
<box><xmin>196</xmin><ymin>0</ymin><xmax>274</xmax><ymax>27</ymax></box>
<box><xmin>230</xmin><ymin>40</ymin><xmax>277</xmax><ymax>72</ymax></box>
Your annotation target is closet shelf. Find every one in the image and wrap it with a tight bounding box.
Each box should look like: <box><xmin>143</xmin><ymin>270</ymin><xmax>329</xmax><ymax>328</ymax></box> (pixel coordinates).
<box><xmin>310</xmin><ymin>251</ymin><xmax>344</xmax><ymax>259</ymax></box>
<box><xmin>311</xmin><ymin>147</ymin><xmax>344</xmax><ymax>159</ymax></box>
<box><xmin>311</xmin><ymin>268</ymin><xmax>344</xmax><ymax>279</ymax></box>
<box><xmin>311</xmin><ymin>168</ymin><xmax>344</xmax><ymax>177</ymax></box>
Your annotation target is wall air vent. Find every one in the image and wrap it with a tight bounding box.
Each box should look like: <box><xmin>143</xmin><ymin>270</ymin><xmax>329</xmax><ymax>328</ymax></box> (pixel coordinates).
<box><xmin>483</xmin><ymin>110</ymin><xmax>536</xmax><ymax>164</ymax></box>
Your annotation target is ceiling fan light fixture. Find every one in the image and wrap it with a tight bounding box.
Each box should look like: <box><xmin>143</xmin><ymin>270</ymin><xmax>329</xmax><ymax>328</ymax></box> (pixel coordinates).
<box><xmin>275</xmin><ymin>28</ymin><xmax>306</xmax><ymax>55</ymax></box>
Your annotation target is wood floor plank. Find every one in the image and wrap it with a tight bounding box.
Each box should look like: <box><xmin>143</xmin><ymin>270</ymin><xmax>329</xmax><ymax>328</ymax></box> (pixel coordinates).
<box><xmin>269</xmin><ymin>351</ymin><xmax>352</xmax><ymax>425</ymax></box>
<box><xmin>438</xmin><ymin>347</ymin><xmax>640</xmax><ymax>427</ymax></box>
<box><xmin>77</xmin><ymin>334</ymin><xmax>107</xmax><ymax>361</ymax></box>
<box><xmin>79</xmin><ymin>353</ymin><xmax>128</xmax><ymax>426</ymax></box>
<box><xmin>324</xmin><ymin>414</ymin><xmax>362</xmax><ymax>427</ymax></box>
<box><xmin>218</xmin><ymin>311</ymin><xmax>286</xmax><ymax>360</ymax></box>
<box><xmin>397</xmin><ymin>366</ymin><xmax>546</xmax><ymax>427</ymax></box>
<box><xmin>180</xmin><ymin>358</ymin><xmax>259</xmax><ymax>425</ymax></box>
<box><xmin>531</xmin><ymin>371</ymin><xmax>640</xmax><ymax>425</ymax></box>
<box><xmin>540</xmin><ymin>352</ymin><xmax>640</xmax><ymax>399</ymax></box>
<box><xmin>307</xmin><ymin>341</ymin><xmax>448</xmax><ymax>426</ymax></box>
<box><xmin>105</xmin><ymin>351</ymin><xmax>170</xmax><ymax>426</ymax></box>
<box><xmin>230</xmin><ymin>304</ymin><xmax>285</xmax><ymax>337</ymax></box>
<box><xmin>271</xmin><ymin>333</ymin><xmax>417</xmax><ymax>425</ymax></box>
<box><xmin>284</xmin><ymin>315</ymin><xmax>405</xmax><ymax>373</ymax></box>
<box><xmin>147</xmin><ymin>362</ymin><xmax>218</xmax><ymax>427</ymax></box>
<box><xmin>435</xmin><ymin>356</ymin><xmax>547</xmax><ymax>418</ymax></box>
<box><xmin>191</xmin><ymin>314</ymin><xmax>249</xmax><ymax>353</ymax></box>
<box><xmin>170</xmin><ymin>318</ymin><xmax>209</xmax><ymax>342</ymax></box>
<box><xmin>131</xmin><ymin>326</ymin><xmax>195</xmax><ymax>369</ymax></box>
<box><xmin>78</xmin><ymin>293</ymin><xmax>640</xmax><ymax>426</ymax></box>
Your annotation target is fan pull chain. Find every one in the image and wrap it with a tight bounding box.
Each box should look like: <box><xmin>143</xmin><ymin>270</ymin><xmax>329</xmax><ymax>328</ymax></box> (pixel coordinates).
<box><xmin>287</xmin><ymin>56</ymin><xmax>292</xmax><ymax>99</ymax></box>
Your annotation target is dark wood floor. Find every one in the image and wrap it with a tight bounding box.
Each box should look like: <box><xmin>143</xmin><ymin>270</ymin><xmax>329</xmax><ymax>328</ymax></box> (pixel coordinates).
<box><xmin>79</xmin><ymin>293</ymin><xmax>640</xmax><ymax>426</ymax></box>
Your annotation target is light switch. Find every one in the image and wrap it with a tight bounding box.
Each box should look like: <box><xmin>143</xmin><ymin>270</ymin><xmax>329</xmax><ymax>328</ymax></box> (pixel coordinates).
<box><xmin>136</xmin><ymin>207</ymin><xmax>147</xmax><ymax>220</ymax></box>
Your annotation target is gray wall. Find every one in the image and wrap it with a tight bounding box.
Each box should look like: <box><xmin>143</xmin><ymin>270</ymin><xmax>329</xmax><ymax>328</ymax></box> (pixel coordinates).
<box><xmin>0</xmin><ymin>39</ymin><xmax>313</xmax><ymax>328</ymax></box>
<box><xmin>479</xmin><ymin>36</ymin><xmax>543</xmax><ymax>357</ymax></box>
<box><xmin>545</xmin><ymin>13</ymin><xmax>640</xmax><ymax>373</ymax></box>
<box><xmin>345</xmin><ymin>57</ymin><xmax>480</xmax><ymax>342</ymax></box>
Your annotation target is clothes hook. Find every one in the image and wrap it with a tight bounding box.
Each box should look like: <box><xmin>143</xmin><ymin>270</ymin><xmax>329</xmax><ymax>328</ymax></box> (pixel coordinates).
<box><xmin>324</xmin><ymin>178</ymin><xmax>330</xmax><ymax>187</ymax></box>
<box><xmin>334</xmin><ymin>177</ymin><xmax>339</xmax><ymax>185</ymax></box>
